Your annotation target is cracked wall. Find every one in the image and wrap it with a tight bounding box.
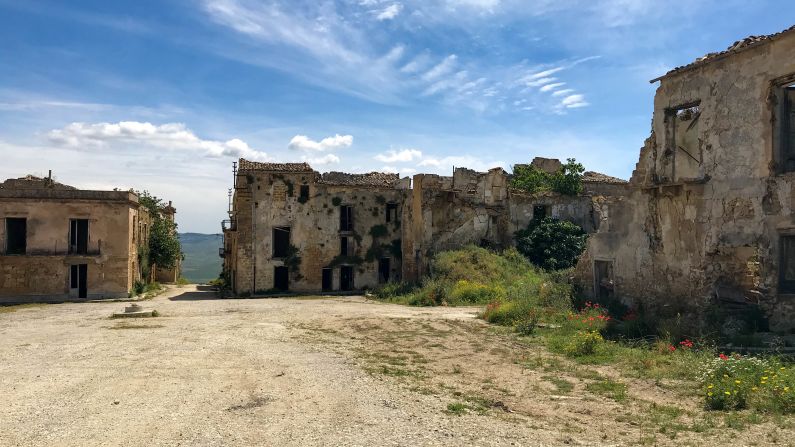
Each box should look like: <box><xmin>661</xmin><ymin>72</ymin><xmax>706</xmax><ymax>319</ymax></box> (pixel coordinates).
<box><xmin>575</xmin><ymin>30</ymin><xmax>795</xmax><ymax>332</ymax></box>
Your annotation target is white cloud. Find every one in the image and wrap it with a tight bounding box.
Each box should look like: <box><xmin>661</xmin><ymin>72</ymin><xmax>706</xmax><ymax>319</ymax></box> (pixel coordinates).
<box><xmin>523</xmin><ymin>77</ymin><xmax>557</xmax><ymax>87</ymax></box>
<box><xmin>421</xmin><ymin>55</ymin><xmax>458</xmax><ymax>81</ymax></box>
<box><xmin>539</xmin><ymin>82</ymin><xmax>566</xmax><ymax>92</ymax></box>
<box><xmin>417</xmin><ymin>155</ymin><xmax>504</xmax><ymax>173</ymax></box>
<box><xmin>287</xmin><ymin>134</ymin><xmax>353</xmax><ymax>152</ymax></box>
<box><xmin>376</xmin><ymin>3</ymin><xmax>403</xmax><ymax>20</ymax></box>
<box><xmin>302</xmin><ymin>153</ymin><xmax>341</xmax><ymax>165</ymax></box>
<box><xmin>47</xmin><ymin>121</ymin><xmax>270</xmax><ymax>160</ymax></box>
<box><xmin>551</xmin><ymin>88</ymin><xmax>575</xmax><ymax>97</ymax></box>
<box><xmin>559</xmin><ymin>94</ymin><xmax>589</xmax><ymax>109</ymax></box>
<box><xmin>374</xmin><ymin>148</ymin><xmax>422</xmax><ymax>162</ymax></box>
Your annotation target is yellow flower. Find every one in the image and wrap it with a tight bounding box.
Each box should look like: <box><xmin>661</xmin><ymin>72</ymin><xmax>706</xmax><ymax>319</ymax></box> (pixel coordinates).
<box><xmin>786</xmin><ymin>387</ymin><xmax>791</xmax><ymax>392</ymax></box>
<box><xmin>724</xmin><ymin>374</ymin><xmax>729</xmax><ymax>379</ymax></box>
<box><xmin>708</xmin><ymin>384</ymin><xmax>714</xmax><ymax>389</ymax></box>
<box><xmin>724</xmin><ymin>391</ymin><xmax>731</xmax><ymax>396</ymax></box>
<box><xmin>735</xmin><ymin>380</ymin><xmax>741</xmax><ymax>384</ymax></box>
<box><xmin>762</xmin><ymin>376</ymin><xmax>768</xmax><ymax>380</ymax></box>
<box><xmin>781</xmin><ymin>367</ymin><xmax>786</xmax><ymax>371</ymax></box>
<box><xmin>708</xmin><ymin>392</ymin><xmax>713</xmax><ymax>396</ymax></box>
<box><xmin>752</xmin><ymin>387</ymin><xmax>758</xmax><ymax>391</ymax></box>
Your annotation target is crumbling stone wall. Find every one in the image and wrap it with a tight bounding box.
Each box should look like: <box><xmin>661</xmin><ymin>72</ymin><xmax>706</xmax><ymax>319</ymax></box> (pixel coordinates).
<box><xmin>575</xmin><ymin>27</ymin><xmax>795</xmax><ymax>332</ymax></box>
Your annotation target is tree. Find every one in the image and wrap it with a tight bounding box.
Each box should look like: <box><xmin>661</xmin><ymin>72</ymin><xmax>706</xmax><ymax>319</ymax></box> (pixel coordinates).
<box><xmin>510</xmin><ymin>158</ymin><xmax>585</xmax><ymax>196</ymax></box>
<box><xmin>514</xmin><ymin>217</ymin><xmax>587</xmax><ymax>270</ymax></box>
<box><xmin>136</xmin><ymin>190</ymin><xmax>182</xmax><ymax>275</ymax></box>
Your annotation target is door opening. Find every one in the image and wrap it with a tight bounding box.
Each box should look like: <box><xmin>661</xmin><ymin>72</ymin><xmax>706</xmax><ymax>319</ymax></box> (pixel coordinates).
<box><xmin>340</xmin><ymin>266</ymin><xmax>354</xmax><ymax>291</ymax></box>
<box><xmin>378</xmin><ymin>258</ymin><xmax>390</xmax><ymax>283</ymax></box>
<box><xmin>71</xmin><ymin>264</ymin><xmax>88</xmax><ymax>298</ymax></box>
<box><xmin>593</xmin><ymin>260</ymin><xmax>614</xmax><ymax>300</ymax></box>
<box><xmin>274</xmin><ymin>266</ymin><xmax>289</xmax><ymax>291</ymax></box>
<box><xmin>322</xmin><ymin>268</ymin><xmax>333</xmax><ymax>292</ymax></box>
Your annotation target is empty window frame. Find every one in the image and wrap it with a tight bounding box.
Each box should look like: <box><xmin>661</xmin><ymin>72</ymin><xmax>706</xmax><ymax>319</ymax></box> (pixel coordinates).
<box><xmin>272</xmin><ymin>226</ymin><xmax>291</xmax><ymax>258</ymax></box>
<box><xmin>340</xmin><ymin>205</ymin><xmax>353</xmax><ymax>232</ymax></box>
<box><xmin>340</xmin><ymin>236</ymin><xmax>349</xmax><ymax>256</ymax></box>
<box><xmin>69</xmin><ymin>219</ymin><xmax>89</xmax><ymax>254</ymax></box>
<box><xmin>781</xmin><ymin>235</ymin><xmax>795</xmax><ymax>293</ymax></box>
<box><xmin>386</xmin><ymin>203</ymin><xmax>398</xmax><ymax>223</ymax></box>
<box><xmin>5</xmin><ymin>218</ymin><xmax>26</xmax><ymax>255</ymax></box>
<box><xmin>299</xmin><ymin>184</ymin><xmax>310</xmax><ymax>202</ymax></box>
<box><xmin>664</xmin><ymin>103</ymin><xmax>702</xmax><ymax>181</ymax></box>
<box><xmin>775</xmin><ymin>81</ymin><xmax>795</xmax><ymax>173</ymax></box>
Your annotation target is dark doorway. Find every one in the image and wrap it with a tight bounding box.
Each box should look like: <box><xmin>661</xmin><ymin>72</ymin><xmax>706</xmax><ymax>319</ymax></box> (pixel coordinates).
<box><xmin>594</xmin><ymin>260</ymin><xmax>614</xmax><ymax>300</ymax></box>
<box><xmin>273</xmin><ymin>227</ymin><xmax>291</xmax><ymax>258</ymax></box>
<box><xmin>274</xmin><ymin>266</ymin><xmax>289</xmax><ymax>291</ymax></box>
<box><xmin>340</xmin><ymin>266</ymin><xmax>354</xmax><ymax>291</ymax></box>
<box><xmin>340</xmin><ymin>205</ymin><xmax>353</xmax><ymax>231</ymax></box>
<box><xmin>71</xmin><ymin>264</ymin><xmax>88</xmax><ymax>298</ymax></box>
<box><xmin>378</xmin><ymin>258</ymin><xmax>390</xmax><ymax>283</ymax></box>
<box><xmin>69</xmin><ymin>219</ymin><xmax>89</xmax><ymax>254</ymax></box>
<box><xmin>533</xmin><ymin>205</ymin><xmax>550</xmax><ymax>220</ymax></box>
<box><xmin>322</xmin><ymin>268</ymin><xmax>333</xmax><ymax>292</ymax></box>
<box><xmin>5</xmin><ymin>218</ymin><xmax>26</xmax><ymax>255</ymax></box>
<box><xmin>299</xmin><ymin>184</ymin><xmax>310</xmax><ymax>202</ymax></box>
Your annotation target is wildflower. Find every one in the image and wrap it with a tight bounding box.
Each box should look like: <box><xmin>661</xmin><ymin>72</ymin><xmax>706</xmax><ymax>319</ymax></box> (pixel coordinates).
<box><xmin>735</xmin><ymin>380</ymin><xmax>741</xmax><ymax>384</ymax></box>
<box><xmin>668</xmin><ymin>345</ymin><xmax>676</xmax><ymax>352</ymax></box>
<box><xmin>719</xmin><ymin>353</ymin><xmax>729</xmax><ymax>360</ymax></box>
<box><xmin>762</xmin><ymin>377</ymin><xmax>768</xmax><ymax>380</ymax></box>
<box><xmin>724</xmin><ymin>391</ymin><xmax>731</xmax><ymax>395</ymax></box>
<box><xmin>707</xmin><ymin>392</ymin><xmax>713</xmax><ymax>396</ymax></box>
<box><xmin>708</xmin><ymin>384</ymin><xmax>714</xmax><ymax>389</ymax></box>
<box><xmin>752</xmin><ymin>387</ymin><xmax>758</xmax><ymax>391</ymax></box>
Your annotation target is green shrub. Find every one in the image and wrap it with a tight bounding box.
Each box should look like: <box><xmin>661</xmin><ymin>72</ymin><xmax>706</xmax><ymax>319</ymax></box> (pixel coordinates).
<box><xmin>373</xmin><ymin>281</ymin><xmax>416</xmax><ymax>300</ymax></box>
<box><xmin>448</xmin><ymin>280</ymin><xmax>505</xmax><ymax>305</ymax></box>
<box><xmin>564</xmin><ymin>331</ymin><xmax>604</xmax><ymax>357</ymax></box>
<box><xmin>133</xmin><ymin>280</ymin><xmax>145</xmax><ymax>296</ymax></box>
<box><xmin>515</xmin><ymin>218</ymin><xmax>587</xmax><ymax>270</ymax></box>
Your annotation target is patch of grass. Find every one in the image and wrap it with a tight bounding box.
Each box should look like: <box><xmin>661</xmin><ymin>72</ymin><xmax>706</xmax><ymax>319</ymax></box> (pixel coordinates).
<box><xmin>586</xmin><ymin>378</ymin><xmax>627</xmax><ymax>402</ymax></box>
<box><xmin>446</xmin><ymin>402</ymin><xmax>468</xmax><ymax>416</ymax></box>
<box><xmin>542</xmin><ymin>375</ymin><xmax>574</xmax><ymax>394</ymax></box>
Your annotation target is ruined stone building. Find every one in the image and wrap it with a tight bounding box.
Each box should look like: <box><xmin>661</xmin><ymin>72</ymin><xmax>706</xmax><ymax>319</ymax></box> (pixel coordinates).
<box><xmin>574</xmin><ymin>25</ymin><xmax>795</xmax><ymax>332</ymax></box>
<box><xmin>0</xmin><ymin>174</ymin><xmax>177</xmax><ymax>302</ymax></box>
<box><xmin>222</xmin><ymin>158</ymin><xmax>626</xmax><ymax>295</ymax></box>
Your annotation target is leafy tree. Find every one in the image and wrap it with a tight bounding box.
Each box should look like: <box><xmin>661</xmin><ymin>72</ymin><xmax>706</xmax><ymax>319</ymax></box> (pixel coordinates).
<box><xmin>510</xmin><ymin>158</ymin><xmax>585</xmax><ymax>196</ymax></box>
<box><xmin>136</xmin><ymin>190</ymin><xmax>182</xmax><ymax>274</ymax></box>
<box><xmin>551</xmin><ymin>158</ymin><xmax>585</xmax><ymax>196</ymax></box>
<box><xmin>515</xmin><ymin>217</ymin><xmax>587</xmax><ymax>270</ymax></box>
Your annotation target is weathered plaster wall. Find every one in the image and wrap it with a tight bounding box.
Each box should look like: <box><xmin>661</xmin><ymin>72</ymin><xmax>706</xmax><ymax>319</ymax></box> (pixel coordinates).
<box><xmin>0</xmin><ymin>197</ymin><xmax>136</xmax><ymax>301</ymax></box>
<box><xmin>576</xmin><ymin>31</ymin><xmax>795</xmax><ymax>331</ymax></box>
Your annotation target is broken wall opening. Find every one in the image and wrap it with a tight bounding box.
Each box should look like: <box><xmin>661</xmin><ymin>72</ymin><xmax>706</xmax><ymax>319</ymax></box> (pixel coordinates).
<box><xmin>69</xmin><ymin>219</ymin><xmax>89</xmax><ymax>254</ymax></box>
<box><xmin>340</xmin><ymin>266</ymin><xmax>354</xmax><ymax>291</ymax></box>
<box><xmin>664</xmin><ymin>103</ymin><xmax>702</xmax><ymax>182</ymax></box>
<box><xmin>322</xmin><ymin>268</ymin><xmax>332</xmax><ymax>291</ymax></box>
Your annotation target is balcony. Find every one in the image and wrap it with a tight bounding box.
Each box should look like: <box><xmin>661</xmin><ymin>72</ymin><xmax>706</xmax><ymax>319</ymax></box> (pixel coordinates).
<box><xmin>2</xmin><ymin>241</ymin><xmax>102</xmax><ymax>256</ymax></box>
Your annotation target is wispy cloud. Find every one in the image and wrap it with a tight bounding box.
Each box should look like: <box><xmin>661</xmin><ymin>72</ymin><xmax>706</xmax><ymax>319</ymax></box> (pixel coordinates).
<box><xmin>376</xmin><ymin>3</ymin><xmax>403</xmax><ymax>20</ymax></box>
<box><xmin>46</xmin><ymin>121</ymin><xmax>270</xmax><ymax>160</ymax></box>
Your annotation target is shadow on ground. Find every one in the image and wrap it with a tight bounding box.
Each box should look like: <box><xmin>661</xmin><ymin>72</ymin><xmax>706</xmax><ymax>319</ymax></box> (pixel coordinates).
<box><xmin>169</xmin><ymin>285</ymin><xmax>219</xmax><ymax>301</ymax></box>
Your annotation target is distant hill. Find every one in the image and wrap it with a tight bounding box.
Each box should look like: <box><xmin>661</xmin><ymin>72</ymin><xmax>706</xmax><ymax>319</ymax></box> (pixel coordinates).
<box><xmin>179</xmin><ymin>233</ymin><xmax>223</xmax><ymax>284</ymax></box>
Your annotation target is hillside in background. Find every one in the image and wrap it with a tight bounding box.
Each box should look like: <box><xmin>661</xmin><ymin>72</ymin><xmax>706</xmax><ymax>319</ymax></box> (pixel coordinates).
<box><xmin>179</xmin><ymin>233</ymin><xmax>222</xmax><ymax>284</ymax></box>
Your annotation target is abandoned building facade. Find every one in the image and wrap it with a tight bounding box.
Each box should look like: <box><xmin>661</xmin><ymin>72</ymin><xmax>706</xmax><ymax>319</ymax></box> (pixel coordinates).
<box><xmin>574</xmin><ymin>26</ymin><xmax>795</xmax><ymax>332</ymax></box>
<box><xmin>0</xmin><ymin>174</ymin><xmax>177</xmax><ymax>302</ymax></box>
<box><xmin>222</xmin><ymin>158</ymin><xmax>626</xmax><ymax>295</ymax></box>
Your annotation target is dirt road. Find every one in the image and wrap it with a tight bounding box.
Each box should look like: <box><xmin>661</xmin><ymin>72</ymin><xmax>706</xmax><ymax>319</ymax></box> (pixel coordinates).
<box><xmin>0</xmin><ymin>285</ymin><xmax>790</xmax><ymax>446</ymax></box>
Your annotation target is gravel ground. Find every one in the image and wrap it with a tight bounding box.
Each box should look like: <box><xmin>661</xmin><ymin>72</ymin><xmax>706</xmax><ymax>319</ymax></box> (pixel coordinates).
<box><xmin>0</xmin><ymin>285</ymin><xmax>792</xmax><ymax>446</ymax></box>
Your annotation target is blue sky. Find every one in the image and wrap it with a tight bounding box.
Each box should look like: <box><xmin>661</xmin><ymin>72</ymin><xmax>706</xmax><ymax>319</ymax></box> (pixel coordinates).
<box><xmin>1</xmin><ymin>0</ymin><xmax>794</xmax><ymax>232</ymax></box>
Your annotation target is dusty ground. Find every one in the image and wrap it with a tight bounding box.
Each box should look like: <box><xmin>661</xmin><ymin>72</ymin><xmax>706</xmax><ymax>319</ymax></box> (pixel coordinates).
<box><xmin>0</xmin><ymin>285</ymin><xmax>792</xmax><ymax>446</ymax></box>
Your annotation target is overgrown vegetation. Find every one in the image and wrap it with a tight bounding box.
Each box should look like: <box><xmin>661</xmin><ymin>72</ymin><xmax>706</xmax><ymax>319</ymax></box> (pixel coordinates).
<box><xmin>510</xmin><ymin>158</ymin><xmax>585</xmax><ymax>196</ymax></box>
<box><xmin>515</xmin><ymin>217</ymin><xmax>587</xmax><ymax>270</ymax></box>
<box><xmin>137</xmin><ymin>191</ymin><xmax>182</xmax><ymax>272</ymax></box>
<box><xmin>373</xmin><ymin>245</ymin><xmax>795</xmax><ymax>418</ymax></box>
